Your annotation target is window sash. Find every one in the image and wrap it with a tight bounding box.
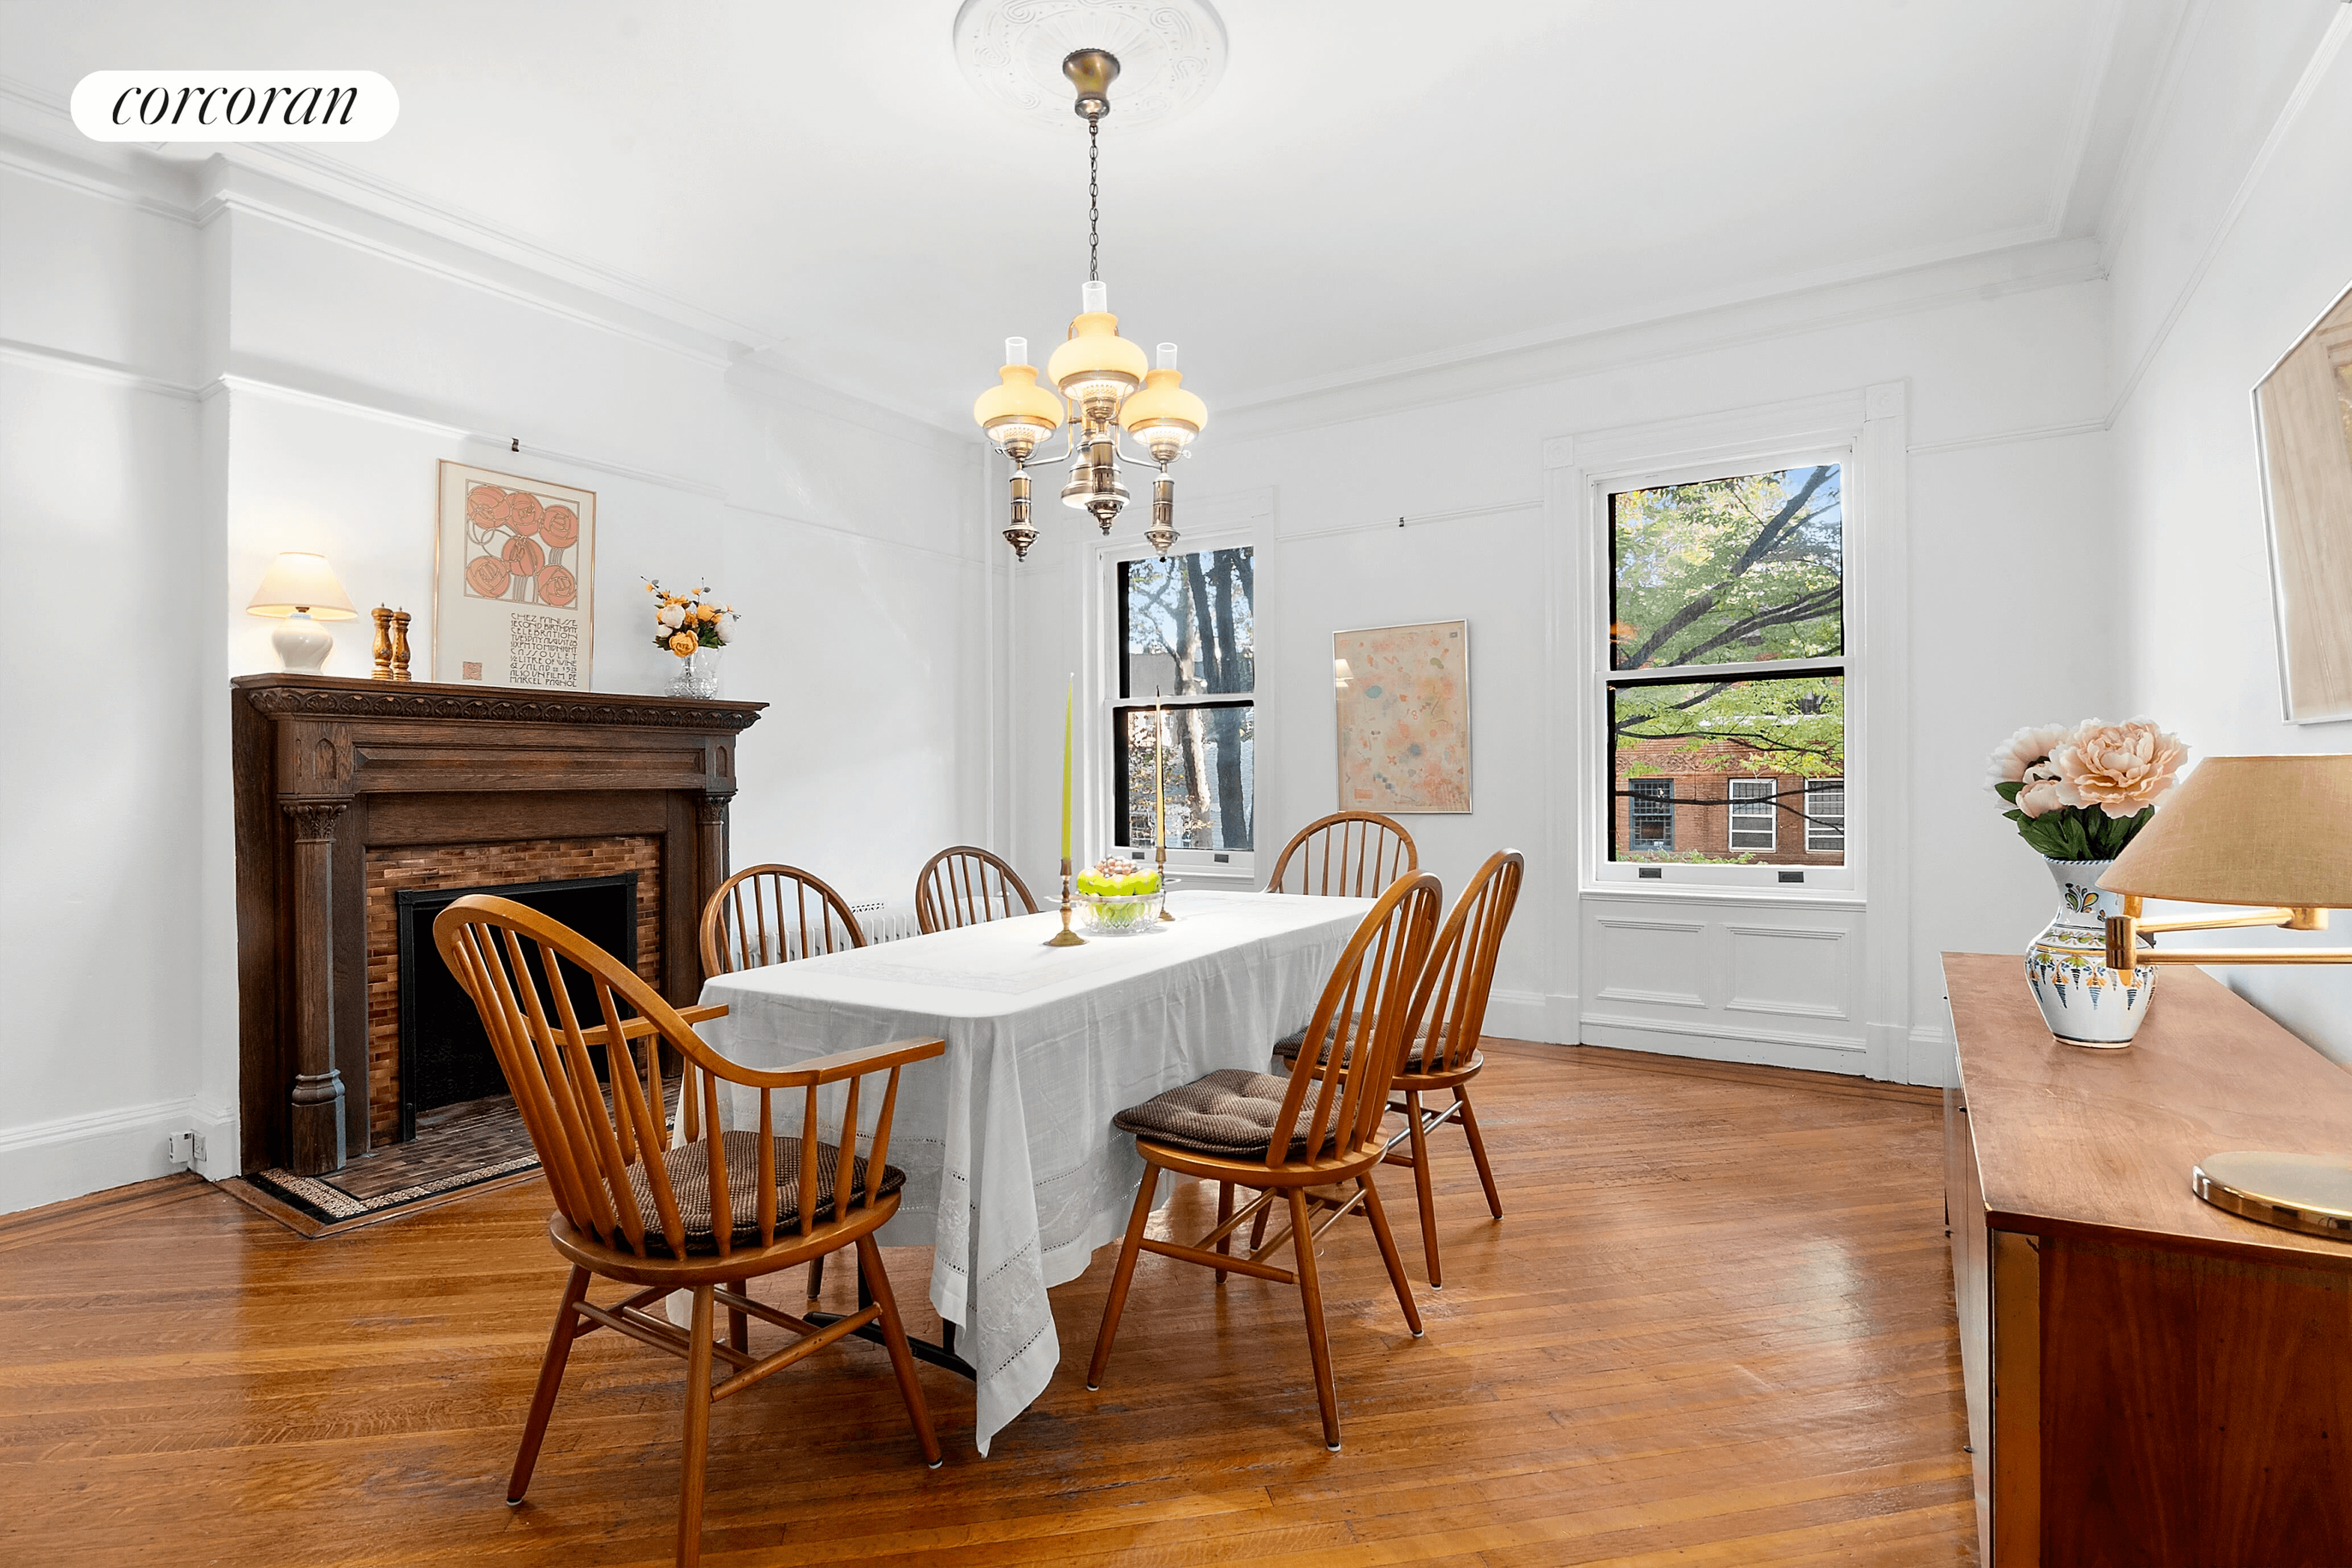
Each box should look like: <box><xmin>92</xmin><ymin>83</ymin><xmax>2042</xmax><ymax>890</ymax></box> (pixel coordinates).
<box><xmin>1805</xmin><ymin>778</ymin><xmax>1846</xmax><ymax>851</ymax></box>
<box><xmin>1627</xmin><ymin>778</ymin><xmax>1674</xmax><ymax>851</ymax></box>
<box><xmin>1111</xmin><ymin>698</ymin><xmax>1256</xmax><ymax>855</ymax></box>
<box><xmin>1727</xmin><ymin>777</ymin><xmax>1778</xmax><ymax>852</ymax></box>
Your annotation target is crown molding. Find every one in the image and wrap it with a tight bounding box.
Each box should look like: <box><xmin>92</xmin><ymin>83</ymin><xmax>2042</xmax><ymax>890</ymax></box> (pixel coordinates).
<box><xmin>0</xmin><ymin>75</ymin><xmax>974</xmax><ymax>444</ymax></box>
<box><xmin>1210</xmin><ymin>237</ymin><xmax>2106</xmax><ymax>446</ymax></box>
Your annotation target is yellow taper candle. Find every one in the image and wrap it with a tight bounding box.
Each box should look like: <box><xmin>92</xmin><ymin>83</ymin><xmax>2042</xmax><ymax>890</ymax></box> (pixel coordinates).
<box><xmin>1061</xmin><ymin>676</ymin><xmax>1074</xmax><ymax>862</ymax></box>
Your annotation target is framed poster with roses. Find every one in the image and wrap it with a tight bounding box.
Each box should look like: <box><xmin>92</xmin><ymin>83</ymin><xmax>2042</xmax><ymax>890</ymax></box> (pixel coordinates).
<box><xmin>432</xmin><ymin>461</ymin><xmax>595</xmax><ymax>689</ymax></box>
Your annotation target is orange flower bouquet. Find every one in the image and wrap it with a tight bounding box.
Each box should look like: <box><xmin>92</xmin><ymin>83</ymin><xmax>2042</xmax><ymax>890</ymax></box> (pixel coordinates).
<box><xmin>642</xmin><ymin>579</ymin><xmax>738</xmax><ymax>659</ymax></box>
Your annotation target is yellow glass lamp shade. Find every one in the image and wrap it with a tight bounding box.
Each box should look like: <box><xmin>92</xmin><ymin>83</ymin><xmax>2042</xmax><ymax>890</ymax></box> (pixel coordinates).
<box><xmin>2101</xmin><ymin>754</ymin><xmax>2352</xmax><ymax>909</ymax></box>
<box><xmin>1120</xmin><ymin>366</ymin><xmax>1207</xmax><ymax>457</ymax></box>
<box><xmin>1046</xmin><ymin>311</ymin><xmax>1147</xmax><ymax>417</ymax></box>
<box><xmin>973</xmin><ymin>363</ymin><xmax>1065</xmax><ymax>456</ymax></box>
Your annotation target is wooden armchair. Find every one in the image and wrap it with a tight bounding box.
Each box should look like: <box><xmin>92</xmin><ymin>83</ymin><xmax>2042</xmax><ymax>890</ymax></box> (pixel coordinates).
<box><xmin>1087</xmin><ymin>870</ymin><xmax>1442</xmax><ymax>1450</ymax></box>
<box><xmin>435</xmin><ymin>894</ymin><xmax>943</xmax><ymax>1567</ymax></box>
<box><xmin>1264</xmin><ymin>810</ymin><xmax>1418</xmax><ymax>897</ymax></box>
<box><xmin>1273</xmin><ymin>849</ymin><xmax>1525</xmax><ymax>1287</ymax></box>
<box><xmin>699</xmin><ymin>863</ymin><xmax>865</xmax><ymax>979</ymax></box>
<box><xmin>915</xmin><ymin>845</ymin><xmax>1038</xmax><ymax>934</ymax></box>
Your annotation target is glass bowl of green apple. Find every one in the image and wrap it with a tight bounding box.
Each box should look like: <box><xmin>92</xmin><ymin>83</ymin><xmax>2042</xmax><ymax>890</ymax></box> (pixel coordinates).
<box><xmin>1073</xmin><ymin>857</ymin><xmax>1165</xmax><ymax>934</ymax></box>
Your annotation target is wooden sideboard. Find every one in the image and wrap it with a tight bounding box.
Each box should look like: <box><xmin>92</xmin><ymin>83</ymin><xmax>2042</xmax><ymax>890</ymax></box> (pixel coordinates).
<box><xmin>1944</xmin><ymin>952</ymin><xmax>2352</xmax><ymax>1565</ymax></box>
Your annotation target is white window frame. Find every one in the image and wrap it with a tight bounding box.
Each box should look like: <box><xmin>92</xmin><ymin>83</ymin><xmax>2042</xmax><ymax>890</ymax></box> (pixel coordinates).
<box><xmin>1805</xmin><ymin>777</ymin><xmax>1846</xmax><ymax>853</ymax></box>
<box><xmin>1727</xmin><ymin>777</ymin><xmax>1779</xmax><ymax>853</ymax></box>
<box><xmin>1588</xmin><ymin>441</ymin><xmax>1859</xmax><ymax>893</ymax></box>
<box><xmin>1089</xmin><ymin>527</ymin><xmax>1259</xmax><ymax>882</ymax></box>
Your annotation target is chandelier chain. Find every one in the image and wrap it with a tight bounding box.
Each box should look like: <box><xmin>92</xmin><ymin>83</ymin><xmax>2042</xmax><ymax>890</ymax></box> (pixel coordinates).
<box><xmin>1087</xmin><ymin>110</ymin><xmax>1101</xmax><ymax>283</ymax></box>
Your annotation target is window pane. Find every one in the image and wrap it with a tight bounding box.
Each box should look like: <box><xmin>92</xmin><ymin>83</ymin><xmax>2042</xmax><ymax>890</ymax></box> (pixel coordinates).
<box><xmin>1611</xmin><ymin>674</ymin><xmax>1845</xmax><ymax>864</ymax></box>
<box><xmin>1727</xmin><ymin>777</ymin><xmax>1777</xmax><ymax>851</ymax></box>
<box><xmin>1611</xmin><ymin>464</ymin><xmax>1842</xmax><ymax>671</ymax></box>
<box><xmin>1113</xmin><ymin>701</ymin><xmax>1255</xmax><ymax>852</ymax></box>
<box><xmin>1806</xmin><ymin>778</ymin><xmax>1847</xmax><ymax>852</ymax></box>
<box><xmin>1121</xmin><ymin>547</ymin><xmax>1255</xmax><ymax>699</ymax></box>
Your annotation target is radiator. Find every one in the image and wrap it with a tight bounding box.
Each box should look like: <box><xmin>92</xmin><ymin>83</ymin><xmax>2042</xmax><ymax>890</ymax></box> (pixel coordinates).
<box><xmin>847</xmin><ymin>898</ymin><xmax>923</xmax><ymax>945</ymax></box>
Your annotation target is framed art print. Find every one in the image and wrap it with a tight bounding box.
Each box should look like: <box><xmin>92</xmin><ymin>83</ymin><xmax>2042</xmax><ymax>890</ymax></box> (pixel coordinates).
<box><xmin>434</xmin><ymin>461</ymin><xmax>595</xmax><ymax>689</ymax></box>
<box><xmin>2255</xmin><ymin>279</ymin><xmax>2352</xmax><ymax>722</ymax></box>
<box><xmin>1333</xmin><ymin>619</ymin><xmax>1471</xmax><ymax>814</ymax></box>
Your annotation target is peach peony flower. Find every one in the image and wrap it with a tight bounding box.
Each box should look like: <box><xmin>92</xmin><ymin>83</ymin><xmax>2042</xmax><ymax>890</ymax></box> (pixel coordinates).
<box><xmin>2052</xmin><ymin>719</ymin><xmax>2189</xmax><ymax>818</ymax></box>
<box><xmin>2015</xmin><ymin>762</ymin><xmax>2068</xmax><ymax>818</ymax></box>
<box><xmin>668</xmin><ymin>630</ymin><xmax>699</xmax><ymax>658</ymax></box>
<box><xmin>1986</xmin><ymin>723</ymin><xmax>2075</xmax><ymax>794</ymax></box>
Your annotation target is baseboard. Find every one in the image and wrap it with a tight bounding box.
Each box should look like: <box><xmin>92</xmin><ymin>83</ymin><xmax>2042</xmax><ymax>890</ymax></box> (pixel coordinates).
<box><xmin>0</xmin><ymin>1095</ymin><xmax>238</xmax><ymax>1216</ymax></box>
<box><xmin>1578</xmin><ymin>1010</ymin><xmax>1870</xmax><ymax>1078</ymax></box>
<box><xmin>1904</xmin><ymin>1024</ymin><xmax>1958</xmax><ymax>1089</ymax></box>
<box><xmin>1486</xmin><ymin>988</ymin><xmax>1577</xmax><ymax>1044</ymax></box>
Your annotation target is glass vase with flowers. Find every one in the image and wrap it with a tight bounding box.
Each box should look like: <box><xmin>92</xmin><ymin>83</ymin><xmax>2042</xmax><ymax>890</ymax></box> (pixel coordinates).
<box><xmin>644</xmin><ymin>579</ymin><xmax>737</xmax><ymax>699</ymax></box>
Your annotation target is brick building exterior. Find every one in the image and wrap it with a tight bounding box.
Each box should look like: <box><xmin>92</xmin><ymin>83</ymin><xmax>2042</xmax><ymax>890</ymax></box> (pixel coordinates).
<box><xmin>1611</xmin><ymin>737</ymin><xmax>1845</xmax><ymax>866</ymax></box>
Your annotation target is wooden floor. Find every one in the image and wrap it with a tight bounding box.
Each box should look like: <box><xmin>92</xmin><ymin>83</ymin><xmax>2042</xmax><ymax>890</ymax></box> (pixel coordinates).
<box><xmin>0</xmin><ymin>1043</ymin><xmax>1974</xmax><ymax>1566</ymax></box>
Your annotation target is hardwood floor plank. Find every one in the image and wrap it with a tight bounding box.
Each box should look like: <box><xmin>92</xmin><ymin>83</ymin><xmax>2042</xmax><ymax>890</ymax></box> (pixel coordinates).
<box><xmin>0</xmin><ymin>1047</ymin><xmax>1973</xmax><ymax>1566</ymax></box>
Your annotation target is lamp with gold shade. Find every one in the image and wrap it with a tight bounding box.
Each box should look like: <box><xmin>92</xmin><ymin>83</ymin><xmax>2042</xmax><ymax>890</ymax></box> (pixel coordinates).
<box><xmin>246</xmin><ymin>552</ymin><xmax>357</xmax><ymax>674</ymax></box>
<box><xmin>2100</xmin><ymin>754</ymin><xmax>2352</xmax><ymax>1239</ymax></box>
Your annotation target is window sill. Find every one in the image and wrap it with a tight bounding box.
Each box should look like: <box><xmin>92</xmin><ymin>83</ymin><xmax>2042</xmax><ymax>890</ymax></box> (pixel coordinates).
<box><xmin>1583</xmin><ymin>880</ymin><xmax>1864</xmax><ymax>911</ymax></box>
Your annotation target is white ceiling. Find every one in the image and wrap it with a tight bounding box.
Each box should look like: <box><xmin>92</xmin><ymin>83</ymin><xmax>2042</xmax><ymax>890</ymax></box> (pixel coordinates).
<box><xmin>5</xmin><ymin>1</ymin><xmax>2177</xmax><ymax>427</ymax></box>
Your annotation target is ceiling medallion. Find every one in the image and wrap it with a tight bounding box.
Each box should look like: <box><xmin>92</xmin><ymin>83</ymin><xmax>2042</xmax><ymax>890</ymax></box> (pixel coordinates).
<box><xmin>951</xmin><ymin>0</ymin><xmax>1228</xmax><ymax>130</ymax></box>
<box><xmin>969</xmin><ymin>43</ymin><xmax>1208</xmax><ymax>561</ymax></box>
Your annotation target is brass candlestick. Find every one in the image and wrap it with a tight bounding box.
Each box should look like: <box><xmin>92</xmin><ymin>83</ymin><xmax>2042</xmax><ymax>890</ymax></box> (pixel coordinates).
<box><xmin>390</xmin><ymin>609</ymin><xmax>413</xmax><ymax>680</ymax></box>
<box><xmin>1157</xmin><ymin>843</ymin><xmax>1175</xmax><ymax>920</ymax></box>
<box><xmin>1046</xmin><ymin>855</ymin><xmax>1086</xmax><ymax>946</ymax></box>
<box><xmin>369</xmin><ymin>607</ymin><xmax>395</xmax><ymax>679</ymax></box>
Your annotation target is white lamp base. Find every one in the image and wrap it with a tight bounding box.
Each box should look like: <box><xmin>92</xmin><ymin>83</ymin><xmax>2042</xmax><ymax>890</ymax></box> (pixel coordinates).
<box><xmin>271</xmin><ymin>612</ymin><xmax>335</xmax><ymax>674</ymax></box>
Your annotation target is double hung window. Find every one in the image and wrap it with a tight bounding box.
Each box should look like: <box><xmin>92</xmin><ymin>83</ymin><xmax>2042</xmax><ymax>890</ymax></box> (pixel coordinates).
<box><xmin>1603</xmin><ymin>459</ymin><xmax>1849</xmax><ymax>882</ymax></box>
<box><xmin>1109</xmin><ymin>546</ymin><xmax>1255</xmax><ymax>866</ymax></box>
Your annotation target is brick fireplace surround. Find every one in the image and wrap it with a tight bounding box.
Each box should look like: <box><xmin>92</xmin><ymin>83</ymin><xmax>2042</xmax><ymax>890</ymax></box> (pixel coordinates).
<box><xmin>231</xmin><ymin>675</ymin><xmax>765</xmax><ymax>1176</ymax></box>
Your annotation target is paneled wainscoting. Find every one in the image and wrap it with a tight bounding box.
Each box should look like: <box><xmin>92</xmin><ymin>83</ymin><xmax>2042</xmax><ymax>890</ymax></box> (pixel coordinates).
<box><xmin>0</xmin><ymin>1043</ymin><xmax>1970</xmax><ymax>1566</ymax></box>
<box><xmin>1581</xmin><ymin>893</ymin><xmax>1883</xmax><ymax>1077</ymax></box>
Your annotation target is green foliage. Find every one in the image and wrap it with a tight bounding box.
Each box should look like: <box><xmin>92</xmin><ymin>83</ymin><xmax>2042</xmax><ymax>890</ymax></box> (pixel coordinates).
<box><xmin>1615</xmin><ymin>675</ymin><xmax>1846</xmax><ymax>778</ymax></box>
<box><xmin>1612</xmin><ymin>465</ymin><xmax>1842</xmax><ymax>671</ymax></box>
<box><xmin>1993</xmin><ymin>781</ymin><xmax>2154</xmax><ymax>860</ymax></box>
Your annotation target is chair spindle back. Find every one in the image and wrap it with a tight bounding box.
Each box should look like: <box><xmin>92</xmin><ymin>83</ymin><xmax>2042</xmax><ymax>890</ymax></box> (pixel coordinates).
<box><xmin>1261</xmin><ymin>871</ymin><xmax>1442</xmax><ymax>1166</ymax></box>
<box><xmin>437</xmin><ymin>894</ymin><xmax>938</xmax><ymax>1263</ymax></box>
<box><xmin>1401</xmin><ymin>851</ymin><xmax>1525</xmax><ymax>1075</ymax></box>
<box><xmin>1264</xmin><ymin>811</ymin><xmax>1418</xmax><ymax>897</ymax></box>
<box><xmin>699</xmin><ymin>864</ymin><xmax>866</xmax><ymax>979</ymax></box>
<box><xmin>915</xmin><ymin>845</ymin><xmax>1039</xmax><ymax>934</ymax></box>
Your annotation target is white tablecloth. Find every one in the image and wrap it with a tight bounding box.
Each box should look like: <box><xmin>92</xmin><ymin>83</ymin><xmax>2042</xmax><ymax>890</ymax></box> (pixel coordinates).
<box><xmin>694</xmin><ymin>888</ymin><xmax>1373</xmax><ymax>1453</ymax></box>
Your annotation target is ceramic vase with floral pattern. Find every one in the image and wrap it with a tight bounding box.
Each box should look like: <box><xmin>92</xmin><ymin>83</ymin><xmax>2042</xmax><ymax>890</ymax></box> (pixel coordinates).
<box><xmin>2025</xmin><ymin>857</ymin><xmax>2154</xmax><ymax>1047</ymax></box>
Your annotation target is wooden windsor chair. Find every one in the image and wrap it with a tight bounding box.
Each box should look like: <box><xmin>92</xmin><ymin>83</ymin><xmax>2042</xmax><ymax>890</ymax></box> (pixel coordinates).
<box><xmin>1087</xmin><ymin>870</ymin><xmax>1443</xmax><ymax>1451</ymax></box>
<box><xmin>914</xmin><ymin>844</ymin><xmax>1039</xmax><ymax>934</ymax></box>
<box><xmin>699</xmin><ymin>863</ymin><xmax>866</xmax><ymax>979</ymax></box>
<box><xmin>1270</xmin><ymin>849</ymin><xmax>1525</xmax><ymax>1287</ymax></box>
<box><xmin>697</xmin><ymin>864</ymin><xmax>869</xmax><ymax>1308</ymax></box>
<box><xmin>1264</xmin><ymin>810</ymin><xmax>1418</xmax><ymax>897</ymax></box>
<box><xmin>434</xmin><ymin>895</ymin><xmax>943</xmax><ymax>1568</ymax></box>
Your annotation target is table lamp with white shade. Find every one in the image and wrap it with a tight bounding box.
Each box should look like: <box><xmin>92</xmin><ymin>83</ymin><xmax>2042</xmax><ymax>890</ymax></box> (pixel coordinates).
<box><xmin>246</xmin><ymin>552</ymin><xmax>357</xmax><ymax>673</ymax></box>
<box><xmin>2100</xmin><ymin>754</ymin><xmax>2352</xmax><ymax>1239</ymax></box>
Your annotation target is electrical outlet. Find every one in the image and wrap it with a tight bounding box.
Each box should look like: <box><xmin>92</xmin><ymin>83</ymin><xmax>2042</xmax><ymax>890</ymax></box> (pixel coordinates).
<box><xmin>166</xmin><ymin>1130</ymin><xmax>194</xmax><ymax>1165</ymax></box>
<box><xmin>192</xmin><ymin>1132</ymin><xmax>208</xmax><ymax>1166</ymax></box>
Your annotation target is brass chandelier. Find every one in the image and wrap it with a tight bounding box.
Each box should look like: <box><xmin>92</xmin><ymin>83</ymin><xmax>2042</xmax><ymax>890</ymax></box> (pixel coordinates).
<box><xmin>971</xmin><ymin>48</ymin><xmax>1207</xmax><ymax>561</ymax></box>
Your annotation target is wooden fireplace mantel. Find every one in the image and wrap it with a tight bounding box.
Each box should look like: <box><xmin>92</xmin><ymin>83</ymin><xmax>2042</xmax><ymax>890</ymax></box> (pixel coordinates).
<box><xmin>230</xmin><ymin>674</ymin><xmax>765</xmax><ymax>1175</ymax></box>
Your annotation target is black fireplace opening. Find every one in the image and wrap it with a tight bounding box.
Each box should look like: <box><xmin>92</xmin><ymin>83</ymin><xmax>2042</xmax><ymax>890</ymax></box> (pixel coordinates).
<box><xmin>394</xmin><ymin>873</ymin><xmax>639</xmax><ymax>1142</ymax></box>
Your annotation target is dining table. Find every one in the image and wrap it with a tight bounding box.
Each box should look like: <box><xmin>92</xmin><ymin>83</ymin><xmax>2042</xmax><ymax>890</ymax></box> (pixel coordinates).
<box><xmin>691</xmin><ymin>886</ymin><xmax>1376</xmax><ymax>1454</ymax></box>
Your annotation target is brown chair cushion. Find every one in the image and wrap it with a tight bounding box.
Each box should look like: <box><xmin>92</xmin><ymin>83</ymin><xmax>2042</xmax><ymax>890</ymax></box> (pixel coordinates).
<box><xmin>1113</xmin><ymin>1068</ymin><xmax>1335</xmax><ymax>1160</ymax></box>
<box><xmin>1272</xmin><ymin>1013</ymin><xmax>1452</xmax><ymax>1073</ymax></box>
<box><xmin>623</xmin><ymin>1129</ymin><xmax>903</xmax><ymax>1255</ymax></box>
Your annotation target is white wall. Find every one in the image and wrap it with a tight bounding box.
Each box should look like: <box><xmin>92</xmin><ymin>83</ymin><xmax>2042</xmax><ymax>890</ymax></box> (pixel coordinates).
<box><xmin>1010</xmin><ymin>252</ymin><xmax>2123</xmax><ymax>1083</ymax></box>
<box><xmin>0</xmin><ymin>123</ymin><xmax>996</xmax><ymax>1211</ymax></box>
<box><xmin>2104</xmin><ymin>2</ymin><xmax>2352</xmax><ymax>1063</ymax></box>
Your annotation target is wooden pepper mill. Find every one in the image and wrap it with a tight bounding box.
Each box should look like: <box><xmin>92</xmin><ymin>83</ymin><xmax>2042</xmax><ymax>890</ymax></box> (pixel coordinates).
<box><xmin>369</xmin><ymin>606</ymin><xmax>395</xmax><ymax>679</ymax></box>
<box><xmin>390</xmin><ymin>609</ymin><xmax>413</xmax><ymax>681</ymax></box>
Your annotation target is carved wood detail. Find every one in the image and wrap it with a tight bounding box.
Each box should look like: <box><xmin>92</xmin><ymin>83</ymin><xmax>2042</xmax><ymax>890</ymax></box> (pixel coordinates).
<box><xmin>232</xmin><ymin>675</ymin><xmax>765</xmax><ymax>1175</ymax></box>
